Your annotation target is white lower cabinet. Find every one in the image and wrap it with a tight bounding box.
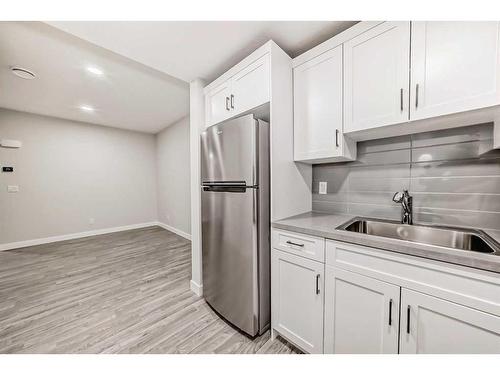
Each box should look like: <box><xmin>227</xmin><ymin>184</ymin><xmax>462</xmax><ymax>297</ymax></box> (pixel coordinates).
<box><xmin>324</xmin><ymin>266</ymin><xmax>400</xmax><ymax>354</ymax></box>
<box><xmin>271</xmin><ymin>249</ymin><xmax>324</xmax><ymax>353</ymax></box>
<box><xmin>270</xmin><ymin>229</ymin><xmax>500</xmax><ymax>354</ymax></box>
<box><xmin>400</xmin><ymin>288</ymin><xmax>500</xmax><ymax>354</ymax></box>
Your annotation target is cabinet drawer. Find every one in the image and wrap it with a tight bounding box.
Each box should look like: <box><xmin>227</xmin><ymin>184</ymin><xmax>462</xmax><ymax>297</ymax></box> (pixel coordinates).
<box><xmin>272</xmin><ymin>229</ymin><xmax>325</xmax><ymax>262</ymax></box>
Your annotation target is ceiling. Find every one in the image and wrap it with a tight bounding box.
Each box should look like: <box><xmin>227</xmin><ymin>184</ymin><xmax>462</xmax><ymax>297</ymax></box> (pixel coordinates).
<box><xmin>47</xmin><ymin>21</ymin><xmax>358</xmax><ymax>83</ymax></box>
<box><xmin>1</xmin><ymin>21</ymin><xmax>358</xmax><ymax>133</ymax></box>
<box><xmin>0</xmin><ymin>22</ymin><xmax>189</xmax><ymax>133</ymax></box>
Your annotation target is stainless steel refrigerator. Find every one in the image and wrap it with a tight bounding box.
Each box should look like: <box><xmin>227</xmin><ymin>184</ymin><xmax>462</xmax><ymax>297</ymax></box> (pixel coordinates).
<box><xmin>201</xmin><ymin>114</ymin><xmax>270</xmax><ymax>337</ymax></box>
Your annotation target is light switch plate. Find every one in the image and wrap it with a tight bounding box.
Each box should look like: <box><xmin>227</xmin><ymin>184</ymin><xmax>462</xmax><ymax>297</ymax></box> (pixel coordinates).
<box><xmin>319</xmin><ymin>181</ymin><xmax>327</xmax><ymax>195</ymax></box>
<box><xmin>7</xmin><ymin>185</ymin><xmax>19</xmax><ymax>193</ymax></box>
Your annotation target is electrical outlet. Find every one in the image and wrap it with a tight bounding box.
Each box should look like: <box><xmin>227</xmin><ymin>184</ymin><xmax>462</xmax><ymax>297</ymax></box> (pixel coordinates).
<box><xmin>319</xmin><ymin>181</ymin><xmax>327</xmax><ymax>195</ymax></box>
<box><xmin>89</xmin><ymin>218</ymin><xmax>95</xmax><ymax>225</ymax></box>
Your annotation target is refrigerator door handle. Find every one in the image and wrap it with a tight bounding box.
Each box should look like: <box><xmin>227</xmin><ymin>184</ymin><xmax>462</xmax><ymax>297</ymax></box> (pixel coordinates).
<box><xmin>203</xmin><ymin>185</ymin><xmax>247</xmax><ymax>193</ymax></box>
<box><xmin>202</xmin><ymin>180</ymin><xmax>250</xmax><ymax>192</ymax></box>
<box><xmin>202</xmin><ymin>180</ymin><xmax>247</xmax><ymax>187</ymax></box>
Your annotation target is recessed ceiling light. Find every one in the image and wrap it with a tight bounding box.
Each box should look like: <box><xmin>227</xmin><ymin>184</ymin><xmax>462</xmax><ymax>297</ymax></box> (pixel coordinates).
<box><xmin>86</xmin><ymin>66</ymin><xmax>104</xmax><ymax>76</ymax></box>
<box><xmin>10</xmin><ymin>66</ymin><xmax>36</xmax><ymax>80</ymax></box>
<box><xmin>79</xmin><ymin>105</ymin><xmax>95</xmax><ymax>112</ymax></box>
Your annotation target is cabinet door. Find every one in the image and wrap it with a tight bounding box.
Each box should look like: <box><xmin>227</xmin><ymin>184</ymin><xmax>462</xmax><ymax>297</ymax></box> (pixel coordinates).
<box><xmin>231</xmin><ymin>54</ymin><xmax>270</xmax><ymax>115</ymax></box>
<box><xmin>271</xmin><ymin>249</ymin><xmax>324</xmax><ymax>353</ymax></box>
<box><xmin>294</xmin><ymin>45</ymin><xmax>346</xmax><ymax>161</ymax></box>
<box><xmin>344</xmin><ymin>21</ymin><xmax>410</xmax><ymax>133</ymax></box>
<box><xmin>410</xmin><ymin>21</ymin><xmax>500</xmax><ymax>121</ymax></box>
<box><xmin>400</xmin><ymin>288</ymin><xmax>500</xmax><ymax>354</ymax></box>
<box><xmin>324</xmin><ymin>266</ymin><xmax>400</xmax><ymax>354</ymax></box>
<box><xmin>205</xmin><ymin>80</ymin><xmax>232</xmax><ymax>126</ymax></box>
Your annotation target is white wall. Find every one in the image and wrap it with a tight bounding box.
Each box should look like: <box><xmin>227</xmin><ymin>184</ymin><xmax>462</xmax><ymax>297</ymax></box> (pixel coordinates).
<box><xmin>189</xmin><ymin>78</ymin><xmax>206</xmax><ymax>296</ymax></box>
<box><xmin>0</xmin><ymin>108</ymin><xmax>158</xmax><ymax>245</ymax></box>
<box><xmin>156</xmin><ymin>116</ymin><xmax>191</xmax><ymax>237</ymax></box>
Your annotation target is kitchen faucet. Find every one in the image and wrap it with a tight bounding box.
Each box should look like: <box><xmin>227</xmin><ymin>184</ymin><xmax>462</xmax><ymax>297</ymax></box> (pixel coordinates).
<box><xmin>392</xmin><ymin>190</ymin><xmax>413</xmax><ymax>225</ymax></box>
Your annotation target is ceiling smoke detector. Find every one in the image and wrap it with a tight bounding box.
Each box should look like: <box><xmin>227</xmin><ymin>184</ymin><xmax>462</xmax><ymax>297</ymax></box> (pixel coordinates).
<box><xmin>10</xmin><ymin>66</ymin><xmax>36</xmax><ymax>80</ymax></box>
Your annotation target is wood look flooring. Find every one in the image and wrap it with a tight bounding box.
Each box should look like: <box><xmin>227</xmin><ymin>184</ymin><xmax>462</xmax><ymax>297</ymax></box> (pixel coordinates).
<box><xmin>0</xmin><ymin>227</ymin><xmax>300</xmax><ymax>354</ymax></box>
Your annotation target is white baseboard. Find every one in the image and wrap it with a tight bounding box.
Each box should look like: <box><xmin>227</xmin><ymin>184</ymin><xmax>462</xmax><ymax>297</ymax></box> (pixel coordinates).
<box><xmin>190</xmin><ymin>279</ymin><xmax>203</xmax><ymax>296</ymax></box>
<box><xmin>155</xmin><ymin>221</ymin><xmax>192</xmax><ymax>240</ymax></box>
<box><xmin>0</xmin><ymin>222</ymin><xmax>158</xmax><ymax>251</ymax></box>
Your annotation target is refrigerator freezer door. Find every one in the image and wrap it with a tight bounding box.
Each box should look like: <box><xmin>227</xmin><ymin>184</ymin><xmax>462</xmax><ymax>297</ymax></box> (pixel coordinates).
<box><xmin>201</xmin><ymin>115</ymin><xmax>258</xmax><ymax>186</ymax></box>
<box><xmin>201</xmin><ymin>186</ymin><xmax>259</xmax><ymax>336</ymax></box>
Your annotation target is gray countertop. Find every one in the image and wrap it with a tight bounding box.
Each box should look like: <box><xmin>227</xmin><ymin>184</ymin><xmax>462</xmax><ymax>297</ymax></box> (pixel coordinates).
<box><xmin>272</xmin><ymin>211</ymin><xmax>500</xmax><ymax>274</ymax></box>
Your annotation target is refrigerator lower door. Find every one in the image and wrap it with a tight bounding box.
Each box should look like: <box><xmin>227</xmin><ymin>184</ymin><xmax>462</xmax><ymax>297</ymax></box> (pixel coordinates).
<box><xmin>201</xmin><ymin>186</ymin><xmax>259</xmax><ymax>336</ymax></box>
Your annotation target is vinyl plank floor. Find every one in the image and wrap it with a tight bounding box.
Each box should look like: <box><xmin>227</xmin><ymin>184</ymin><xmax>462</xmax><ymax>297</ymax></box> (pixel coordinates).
<box><xmin>0</xmin><ymin>226</ymin><xmax>300</xmax><ymax>354</ymax></box>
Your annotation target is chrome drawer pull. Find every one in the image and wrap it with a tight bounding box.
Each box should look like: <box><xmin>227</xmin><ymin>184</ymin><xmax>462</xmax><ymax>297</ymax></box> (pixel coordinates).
<box><xmin>286</xmin><ymin>240</ymin><xmax>304</xmax><ymax>247</ymax></box>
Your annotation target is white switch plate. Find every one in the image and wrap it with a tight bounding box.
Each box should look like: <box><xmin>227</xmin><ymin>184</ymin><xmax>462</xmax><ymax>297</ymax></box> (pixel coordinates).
<box><xmin>7</xmin><ymin>185</ymin><xmax>19</xmax><ymax>193</ymax></box>
<box><xmin>319</xmin><ymin>181</ymin><xmax>327</xmax><ymax>195</ymax></box>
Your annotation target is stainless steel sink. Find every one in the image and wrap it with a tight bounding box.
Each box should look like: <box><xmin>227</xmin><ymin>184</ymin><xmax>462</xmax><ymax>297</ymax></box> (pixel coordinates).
<box><xmin>337</xmin><ymin>217</ymin><xmax>500</xmax><ymax>255</ymax></box>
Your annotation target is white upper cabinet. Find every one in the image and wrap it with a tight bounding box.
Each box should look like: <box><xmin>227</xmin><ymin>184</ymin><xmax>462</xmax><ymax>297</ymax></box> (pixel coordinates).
<box><xmin>232</xmin><ymin>54</ymin><xmax>270</xmax><ymax>115</ymax></box>
<box><xmin>324</xmin><ymin>266</ymin><xmax>400</xmax><ymax>354</ymax></box>
<box><xmin>400</xmin><ymin>288</ymin><xmax>500</xmax><ymax>354</ymax></box>
<box><xmin>205</xmin><ymin>54</ymin><xmax>270</xmax><ymax>127</ymax></box>
<box><xmin>205</xmin><ymin>81</ymin><xmax>232</xmax><ymax>126</ymax></box>
<box><xmin>293</xmin><ymin>45</ymin><xmax>356</xmax><ymax>163</ymax></box>
<box><xmin>410</xmin><ymin>21</ymin><xmax>500</xmax><ymax>121</ymax></box>
<box><xmin>344</xmin><ymin>21</ymin><xmax>411</xmax><ymax>132</ymax></box>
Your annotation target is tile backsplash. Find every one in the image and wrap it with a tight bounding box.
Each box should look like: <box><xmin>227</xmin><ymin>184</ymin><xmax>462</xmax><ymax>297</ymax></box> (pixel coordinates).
<box><xmin>312</xmin><ymin>123</ymin><xmax>500</xmax><ymax>230</ymax></box>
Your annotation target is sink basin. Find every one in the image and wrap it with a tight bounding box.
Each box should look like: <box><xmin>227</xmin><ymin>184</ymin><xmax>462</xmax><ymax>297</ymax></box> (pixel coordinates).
<box><xmin>337</xmin><ymin>217</ymin><xmax>500</xmax><ymax>255</ymax></box>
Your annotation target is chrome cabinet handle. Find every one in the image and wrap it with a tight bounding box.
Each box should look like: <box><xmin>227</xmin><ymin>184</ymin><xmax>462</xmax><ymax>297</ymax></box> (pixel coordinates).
<box><xmin>225</xmin><ymin>97</ymin><xmax>230</xmax><ymax>111</ymax></box>
<box><xmin>286</xmin><ymin>240</ymin><xmax>304</xmax><ymax>247</ymax></box>
<box><xmin>388</xmin><ymin>299</ymin><xmax>393</xmax><ymax>326</ymax></box>
<box><xmin>400</xmin><ymin>88</ymin><xmax>404</xmax><ymax>111</ymax></box>
<box><xmin>316</xmin><ymin>274</ymin><xmax>320</xmax><ymax>295</ymax></box>
<box><xmin>230</xmin><ymin>94</ymin><xmax>234</xmax><ymax>109</ymax></box>
<box><xmin>415</xmin><ymin>84</ymin><xmax>419</xmax><ymax>108</ymax></box>
<box><xmin>335</xmin><ymin>129</ymin><xmax>340</xmax><ymax>147</ymax></box>
<box><xmin>407</xmin><ymin>305</ymin><xmax>411</xmax><ymax>334</ymax></box>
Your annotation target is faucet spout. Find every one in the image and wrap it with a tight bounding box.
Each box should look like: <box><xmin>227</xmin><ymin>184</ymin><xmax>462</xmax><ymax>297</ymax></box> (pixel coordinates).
<box><xmin>392</xmin><ymin>190</ymin><xmax>413</xmax><ymax>225</ymax></box>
